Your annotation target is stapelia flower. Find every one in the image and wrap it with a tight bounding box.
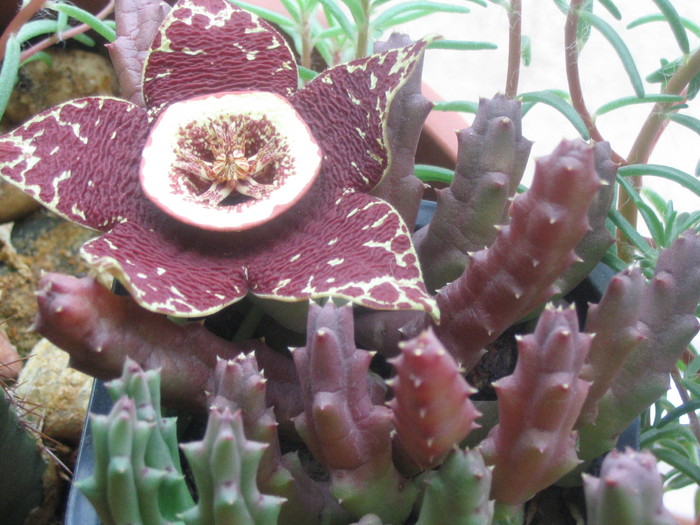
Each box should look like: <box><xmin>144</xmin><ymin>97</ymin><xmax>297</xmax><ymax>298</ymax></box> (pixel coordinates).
<box><xmin>0</xmin><ymin>0</ymin><xmax>435</xmax><ymax>318</ymax></box>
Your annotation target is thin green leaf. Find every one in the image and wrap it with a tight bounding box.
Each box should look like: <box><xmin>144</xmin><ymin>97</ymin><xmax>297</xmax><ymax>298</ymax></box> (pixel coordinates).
<box><xmin>593</xmin><ymin>94</ymin><xmax>684</xmax><ymax>118</ymax></box>
<box><xmin>641</xmin><ymin>424</ymin><xmax>696</xmax><ymax>449</ymax></box>
<box><xmin>628</xmin><ymin>14</ymin><xmax>700</xmax><ymax>39</ymax></box>
<box><xmin>518</xmin><ymin>90</ymin><xmax>590</xmax><ymax>139</ymax></box>
<box><xmin>297</xmin><ymin>66</ymin><xmax>319</xmax><ymax>81</ymax></box>
<box><xmin>647</xmin><ymin>57</ymin><xmax>681</xmax><ymax>85</ymax></box>
<box><xmin>601</xmin><ymin>248</ymin><xmax>627</xmax><ymax>273</ymax></box>
<box><xmin>44</xmin><ymin>2</ymin><xmax>116</xmax><ymax>41</ymax></box>
<box><xmin>318</xmin><ymin>0</ymin><xmax>355</xmax><ymax>40</ymax></box>
<box><xmin>681</xmin><ymin>378</ymin><xmax>700</xmax><ymax>399</ymax></box>
<box><xmin>552</xmin><ymin>0</ymin><xmax>568</xmax><ymax>16</ymax></box>
<box><xmin>0</xmin><ymin>34</ymin><xmax>20</xmax><ymax>121</ymax></box>
<box><xmin>427</xmin><ymin>40</ymin><xmax>497</xmax><ymax>51</ymax></box>
<box><xmin>596</xmin><ymin>0</ymin><xmax>621</xmax><ymax>20</ymax></box>
<box><xmin>278</xmin><ymin>0</ymin><xmax>302</xmax><ymax>23</ymax></box>
<box><xmin>19</xmin><ymin>51</ymin><xmax>52</xmax><ymax>68</ymax></box>
<box><xmin>618</xmin><ymin>164</ymin><xmax>700</xmax><ymax>199</ymax></box>
<box><xmin>666</xmin><ymin>112</ymin><xmax>700</xmax><ymax>136</ymax></box>
<box><xmin>608</xmin><ymin>208</ymin><xmax>654</xmax><ymax>257</ymax></box>
<box><xmin>640</xmin><ymin>186</ymin><xmax>668</xmax><ymax>218</ymax></box>
<box><xmin>657</xmin><ymin>399</ymin><xmax>700</xmax><ymax>428</ymax></box>
<box><xmin>521</xmin><ymin>35</ymin><xmax>532</xmax><ymax>66</ymax></box>
<box><xmin>653</xmin><ymin>448</ymin><xmax>700</xmax><ymax>485</ymax></box>
<box><xmin>616</xmin><ymin>176</ymin><xmax>666</xmax><ymax>245</ymax></box>
<box><xmin>371</xmin><ymin>1</ymin><xmax>470</xmax><ymax>31</ymax></box>
<box><xmin>579</xmin><ymin>10</ymin><xmax>645</xmax><ymax>97</ymax></box>
<box><xmin>227</xmin><ymin>0</ymin><xmax>297</xmax><ymax>31</ymax></box>
<box><xmin>16</xmin><ymin>20</ymin><xmax>60</xmax><ymax>43</ymax></box>
<box><xmin>651</xmin><ymin>0</ymin><xmax>690</xmax><ymax>55</ymax></box>
<box><xmin>432</xmin><ymin>100</ymin><xmax>479</xmax><ymax>113</ymax></box>
<box><xmin>414</xmin><ymin>164</ymin><xmax>454</xmax><ymax>184</ymax></box>
<box><xmin>339</xmin><ymin>0</ymin><xmax>366</xmax><ymax>26</ymax></box>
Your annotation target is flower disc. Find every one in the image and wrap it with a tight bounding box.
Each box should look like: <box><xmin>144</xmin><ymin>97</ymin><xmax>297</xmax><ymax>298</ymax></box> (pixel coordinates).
<box><xmin>140</xmin><ymin>91</ymin><xmax>323</xmax><ymax>231</ymax></box>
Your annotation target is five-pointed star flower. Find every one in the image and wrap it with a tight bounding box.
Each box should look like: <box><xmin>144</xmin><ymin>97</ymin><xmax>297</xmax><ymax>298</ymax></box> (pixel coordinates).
<box><xmin>0</xmin><ymin>0</ymin><xmax>435</xmax><ymax>318</ymax></box>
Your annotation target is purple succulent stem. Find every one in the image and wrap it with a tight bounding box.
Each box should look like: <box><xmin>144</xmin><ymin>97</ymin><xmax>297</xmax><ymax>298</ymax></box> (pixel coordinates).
<box><xmin>578</xmin><ymin>231</ymin><xmax>700</xmax><ymax>460</ymax></box>
<box><xmin>576</xmin><ymin>267</ymin><xmax>647</xmax><ymax>426</ymax></box>
<box><xmin>33</xmin><ymin>272</ymin><xmax>302</xmax><ymax>417</ymax></box>
<box><xmin>371</xmin><ymin>33</ymin><xmax>433</xmax><ymax>231</ymax></box>
<box><xmin>555</xmin><ymin>141</ymin><xmax>617</xmax><ymax>297</ymax></box>
<box><xmin>433</xmin><ymin>139</ymin><xmax>600</xmax><ymax>371</ymax></box>
<box><xmin>413</xmin><ymin>94</ymin><xmax>532</xmax><ymax>292</ymax></box>
<box><xmin>480</xmin><ymin>306</ymin><xmax>592</xmax><ymax>505</ymax></box>
<box><xmin>388</xmin><ymin>328</ymin><xmax>480</xmax><ymax>470</ymax></box>
<box><xmin>293</xmin><ymin>302</ymin><xmax>416</xmax><ymax>523</ymax></box>
<box><xmin>583</xmin><ymin>449</ymin><xmax>677</xmax><ymax>525</ymax></box>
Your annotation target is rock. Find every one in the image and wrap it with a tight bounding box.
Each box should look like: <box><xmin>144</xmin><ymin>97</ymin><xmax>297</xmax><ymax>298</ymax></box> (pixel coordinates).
<box><xmin>3</xmin><ymin>48</ymin><xmax>119</xmax><ymax>126</ymax></box>
<box><xmin>13</xmin><ymin>339</ymin><xmax>92</xmax><ymax>444</ymax></box>
<box><xmin>0</xmin><ymin>182</ymin><xmax>40</xmax><ymax>224</ymax></box>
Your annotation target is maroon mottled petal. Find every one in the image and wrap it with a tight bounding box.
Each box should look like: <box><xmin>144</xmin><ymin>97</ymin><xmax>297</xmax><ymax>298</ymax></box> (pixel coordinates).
<box><xmin>143</xmin><ymin>0</ymin><xmax>298</xmax><ymax>114</ymax></box>
<box><xmin>81</xmin><ymin>220</ymin><xmax>247</xmax><ymax>316</ymax></box>
<box><xmin>248</xmin><ymin>192</ymin><xmax>436</xmax><ymax>316</ymax></box>
<box><xmin>291</xmin><ymin>40</ymin><xmax>428</xmax><ymax>194</ymax></box>
<box><xmin>0</xmin><ymin>97</ymin><xmax>150</xmax><ymax>230</ymax></box>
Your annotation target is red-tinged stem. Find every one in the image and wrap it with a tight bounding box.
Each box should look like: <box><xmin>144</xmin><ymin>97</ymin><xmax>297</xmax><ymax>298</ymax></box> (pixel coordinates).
<box><xmin>564</xmin><ymin>0</ymin><xmax>623</xmax><ymax>164</ymax></box>
<box><xmin>504</xmin><ymin>0</ymin><xmax>521</xmax><ymax>98</ymax></box>
<box><xmin>618</xmin><ymin>47</ymin><xmax>700</xmax><ymax>256</ymax></box>
<box><xmin>0</xmin><ymin>0</ymin><xmax>46</xmax><ymax>59</ymax></box>
<box><xmin>18</xmin><ymin>0</ymin><xmax>115</xmax><ymax>63</ymax></box>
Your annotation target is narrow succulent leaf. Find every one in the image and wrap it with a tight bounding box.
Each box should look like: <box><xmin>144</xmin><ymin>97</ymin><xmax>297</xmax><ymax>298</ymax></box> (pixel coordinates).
<box><xmin>481</xmin><ymin>306</ymin><xmax>592</xmax><ymax>505</ymax></box>
<box><xmin>414</xmin><ymin>164</ymin><xmax>454</xmax><ymax>184</ymax></box>
<box><xmin>619</xmin><ymin>164</ymin><xmax>700</xmax><ymax>198</ymax></box>
<box><xmin>414</xmin><ymin>94</ymin><xmax>533</xmax><ymax>292</ymax></box>
<box><xmin>657</xmin><ymin>399</ymin><xmax>700</xmax><ymax>428</ymax></box>
<box><xmin>628</xmin><ymin>13</ymin><xmax>700</xmax><ymax>38</ymax></box>
<box><xmin>16</xmin><ymin>19</ymin><xmax>62</xmax><ymax>43</ymax></box>
<box><xmin>318</xmin><ymin>0</ymin><xmax>355</xmax><ymax>39</ymax></box>
<box><xmin>518</xmin><ymin>90</ymin><xmax>590</xmax><ymax>138</ymax></box>
<box><xmin>608</xmin><ymin>208</ymin><xmax>655</xmax><ymax>258</ymax></box>
<box><xmin>578</xmin><ymin>231</ymin><xmax>700</xmax><ymax>460</ymax></box>
<box><xmin>431</xmin><ymin>100</ymin><xmax>479</xmax><ymax>113</ymax></box>
<box><xmin>0</xmin><ymin>34</ymin><xmax>20</xmax><ymax>120</ymax></box>
<box><xmin>597</xmin><ymin>0</ymin><xmax>621</xmax><ymax>20</ymax></box>
<box><xmin>652</xmin><ymin>0</ymin><xmax>690</xmax><ymax>54</ymax></box>
<box><xmin>584</xmin><ymin>449</ymin><xmax>677</xmax><ymax>525</ymax></box>
<box><xmin>44</xmin><ymin>2</ymin><xmax>117</xmax><ymax>41</ymax></box>
<box><xmin>616</xmin><ymin>176</ymin><xmax>666</xmax><ymax>244</ymax></box>
<box><xmin>666</xmin><ymin>112</ymin><xmax>700</xmax><ymax>136</ymax></box>
<box><xmin>434</xmin><ymin>140</ymin><xmax>599</xmax><ymax>371</ymax></box>
<box><xmin>578</xmin><ymin>10</ymin><xmax>645</xmax><ymax>97</ymax></box>
<box><xmin>227</xmin><ymin>0</ymin><xmax>298</xmax><ymax>30</ymax></box>
<box><xmin>293</xmin><ymin>302</ymin><xmax>416</xmax><ymax>523</ymax></box>
<box><xmin>388</xmin><ymin>328</ymin><xmax>481</xmax><ymax>469</ymax></box>
<box><xmin>593</xmin><ymin>94</ymin><xmax>685</xmax><ymax>117</ymax></box>
<box><xmin>106</xmin><ymin>0</ymin><xmax>171</xmax><ymax>106</ymax></box>
<box><xmin>415</xmin><ymin>449</ymin><xmax>494</xmax><ymax>525</ymax></box>
<box><xmin>371</xmin><ymin>1</ymin><xmax>470</xmax><ymax>30</ymax></box>
<box><xmin>427</xmin><ymin>40</ymin><xmax>497</xmax><ymax>50</ymax></box>
<box><xmin>652</xmin><ymin>447</ymin><xmax>700</xmax><ymax>485</ymax></box>
<box><xmin>371</xmin><ymin>34</ymin><xmax>432</xmax><ymax>230</ymax></box>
